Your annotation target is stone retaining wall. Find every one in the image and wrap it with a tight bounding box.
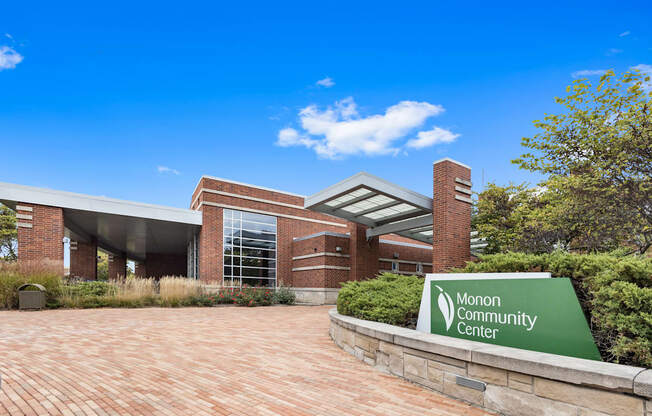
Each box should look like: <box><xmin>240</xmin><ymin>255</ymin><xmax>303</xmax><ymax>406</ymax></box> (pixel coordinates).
<box><xmin>330</xmin><ymin>309</ymin><xmax>652</xmax><ymax>416</ymax></box>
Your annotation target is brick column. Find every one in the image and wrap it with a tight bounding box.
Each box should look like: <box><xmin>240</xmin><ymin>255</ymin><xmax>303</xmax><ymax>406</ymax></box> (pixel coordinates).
<box><xmin>134</xmin><ymin>262</ymin><xmax>147</xmax><ymax>278</ymax></box>
<box><xmin>108</xmin><ymin>254</ymin><xmax>127</xmax><ymax>281</ymax></box>
<box><xmin>69</xmin><ymin>239</ymin><xmax>97</xmax><ymax>280</ymax></box>
<box><xmin>432</xmin><ymin>158</ymin><xmax>472</xmax><ymax>272</ymax></box>
<box><xmin>198</xmin><ymin>205</ymin><xmax>222</xmax><ymax>282</ymax></box>
<box><xmin>16</xmin><ymin>203</ymin><xmax>64</xmax><ymax>275</ymax></box>
<box><xmin>348</xmin><ymin>223</ymin><xmax>380</xmax><ymax>281</ymax></box>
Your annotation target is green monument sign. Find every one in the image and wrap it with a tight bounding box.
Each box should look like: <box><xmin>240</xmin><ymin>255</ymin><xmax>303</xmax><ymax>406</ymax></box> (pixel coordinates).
<box><xmin>420</xmin><ymin>275</ymin><xmax>601</xmax><ymax>361</ymax></box>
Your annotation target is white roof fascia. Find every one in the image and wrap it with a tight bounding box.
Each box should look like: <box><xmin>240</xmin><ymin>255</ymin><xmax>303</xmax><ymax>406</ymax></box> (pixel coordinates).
<box><xmin>0</xmin><ymin>182</ymin><xmax>202</xmax><ymax>225</ymax></box>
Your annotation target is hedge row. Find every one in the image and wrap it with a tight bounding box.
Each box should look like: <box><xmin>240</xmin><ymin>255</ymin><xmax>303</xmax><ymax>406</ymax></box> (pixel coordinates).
<box><xmin>337</xmin><ymin>252</ymin><xmax>652</xmax><ymax>367</ymax></box>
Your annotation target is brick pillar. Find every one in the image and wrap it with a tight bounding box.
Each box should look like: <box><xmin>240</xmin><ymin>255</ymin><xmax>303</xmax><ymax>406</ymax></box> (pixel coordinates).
<box><xmin>134</xmin><ymin>262</ymin><xmax>147</xmax><ymax>278</ymax></box>
<box><xmin>16</xmin><ymin>203</ymin><xmax>64</xmax><ymax>275</ymax></box>
<box><xmin>69</xmin><ymin>238</ymin><xmax>97</xmax><ymax>280</ymax></box>
<box><xmin>348</xmin><ymin>223</ymin><xmax>380</xmax><ymax>281</ymax></box>
<box><xmin>432</xmin><ymin>158</ymin><xmax>472</xmax><ymax>272</ymax></box>
<box><xmin>198</xmin><ymin>205</ymin><xmax>222</xmax><ymax>282</ymax></box>
<box><xmin>108</xmin><ymin>254</ymin><xmax>127</xmax><ymax>281</ymax></box>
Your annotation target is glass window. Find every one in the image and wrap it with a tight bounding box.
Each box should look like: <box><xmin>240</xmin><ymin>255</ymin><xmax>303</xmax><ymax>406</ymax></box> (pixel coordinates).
<box><xmin>241</xmin><ymin>247</ymin><xmax>275</xmax><ymax>258</ymax></box>
<box><xmin>242</xmin><ymin>211</ymin><xmax>277</xmax><ymax>225</ymax></box>
<box><xmin>242</xmin><ymin>278</ymin><xmax>276</xmax><ymax>288</ymax></box>
<box><xmin>391</xmin><ymin>261</ymin><xmax>399</xmax><ymax>272</ymax></box>
<box><xmin>223</xmin><ymin>209</ymin><xmax>277</xmax><ymax>288</ymax></box>
<box><xmin>240</xmin><ymin>221</ymin><xmax>276</xmax><ymax>234</ymax></box>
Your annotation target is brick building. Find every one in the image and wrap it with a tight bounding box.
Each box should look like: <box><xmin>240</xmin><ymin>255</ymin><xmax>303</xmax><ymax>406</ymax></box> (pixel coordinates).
<box><xmin>0</xmin><ymin>158</ymin><xmax>472</xmax><ymax>304</ymax></box>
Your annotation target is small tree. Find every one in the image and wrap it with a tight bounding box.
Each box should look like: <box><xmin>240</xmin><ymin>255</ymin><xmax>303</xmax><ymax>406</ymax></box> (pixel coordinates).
<box><xmin>474</xmin><ymin>183</ymin><xmax>575</xmax><ymax>254</ymax></box>
<box><xmin>97</xmin><ymin>251</ymin><xmax>109</xmax><ymax>281</ymax></box>
<box><xmin>473</xmin><ymin>184</ymin><xmax>528</xmax><ymax>253</ymax></box>
<box><xmin>0</xmin><ymin>204</ymin><xmax>17</xmax><ymax>261</ymax></box>
<box><xmin>514</xmin><ymin>69</ymin><xmax>652</xmax><ymax>253</ymax></box>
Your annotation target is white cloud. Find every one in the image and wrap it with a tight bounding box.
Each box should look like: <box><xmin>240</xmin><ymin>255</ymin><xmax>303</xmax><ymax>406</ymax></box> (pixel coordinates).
<box><xmin>276</xmin><ymin>97</ymin><xmax>457</xmax><ymax>158</ymax></box>
<box><xmin>407</xmin><ymin>127</ymin><xmax>459</xmax><ymax>149</ymax></box>
<box><xmin>606</xmin><ymin>48</ymin><xmax>623</xmax><ymax>56</ymax></box>
<box><xmin>157</xmin><ymin>166</ymin><xmax>180</xmax><ymax>175</ymax></box>
<box><xmin>633</xmin><ymin>64</ymin><xmax>652</xmax><ymax>74</ymax></box>
<box><xmin>315</xmin><ymin>77</ymin><xmax>335</xmax><ymax>88</ymax></box>
<box><xmin>571</xmin><ymin>69</ymin><xmax>608</xmax><ymax>78</ymax></box>
<box><xmin>632</xmin><ymin>64</ymin><xmax>652</xmax><ymax>92</ymax></box>
<box><xmin>0</xmin><ymin>46</ymin><xmax>23</xmax><ymax>71</ymax></box>
<box><xmin>4</xmin><ymin>33</ymin><xmax>13</xmax><ymax>40</ymax></box>
<box><xmin>619</xmin><ymin>31</ymin><xmax>630</xmax><ymax>37</ymax></box>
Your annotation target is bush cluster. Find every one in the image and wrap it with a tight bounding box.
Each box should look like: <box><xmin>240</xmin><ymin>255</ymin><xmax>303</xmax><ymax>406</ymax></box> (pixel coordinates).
<box><xmin>455</xmin><ymin>252</ymin><xmax>652</xmax><ymax>367</ymax></box>
<box><xmin>208</xmin><ymin>285</ymin><xmax>295</xmax><ymax>306</ymax></box>
<box><xmin>337</xmin><ymin>273</ymin><xmax>423</xmax><ymax>328</ymax></box>
<box><xmin>337</xmin><ymin>252</ymin><xmax>651</xmax><ymax>367</ymax></box>
<box><xmin>0</xmin><ymin>264</ymin><xmax>297</xmax><ymax>310</ymax></box>
<box><xmin>208</xmin><ymin>287</ymin><xmax>274</xmax><ymax>306</ymax></box>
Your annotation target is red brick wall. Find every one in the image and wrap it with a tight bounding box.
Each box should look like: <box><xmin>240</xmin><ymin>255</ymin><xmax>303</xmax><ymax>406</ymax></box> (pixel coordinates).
<box><xmin>198</xmin><ymin>205</ymin><xmax>222</xmax><ymax>282</ymax></box>
<box><xmin>191</xmin><ymin>177</ymin><xmax>306</xmax><ymax>209</ymax></box>
<box><xmin>379</xmin><ymin>240</ymin><xmax>432</xmax><ymax>263</ymax></box>
<box><xmin>16</xmin><ymin>203</ymin><xmax>64</xmax><ymax>274</ymax></box>
<box><xmin>70</xmin><ymin>239</ymin><xmax>97</xmax><ymax>280</ymax></box>
<box><xmin>193</xmin><ymin>177</ymin><xmax>349</xmax><ymax>284</ymax></box>
<box><xmin>348</xmin><ymin>223</ymin><xmax>380</xmax><ymax>281</ymax></box>
<box><xmin>194</xmin><ymin>177</ymin><xmax>348</xmax><ymax>227</ymax></box>
<box><xmin>432</xmin><ymin>160</ymin><xmax>472</xmax><ymax>271</ymax></box>
<box><xmin>278</xmin><ymin>218</ymin><xmax>348</xmax><ymax>286</ymax></box>
<box><xmin>108</xmin><ymin>254</ymin><xmax>127</xmax><ymax>280</ymax></box>
<box><xmin>135</xmin><ymin>262</ymin><xmax>146</xmax><ymax>278</ymax></box>
<box><xmin>378</xmin><ymin>239</ymin><xmax>433</xmax><ymax>274</ymax></box>
<box><xmin>190</xmin><ymin>173</ymin><xmax>467</xmax><ymax>285</ymax></box>
<box><xmin>291</xmin><ymin>233</ymin><xmax>350</xmax><ymax>288</ymax></box>
<box><xmin>144</xmin><ymin>253</ymin><xmax>187</xmax><ymax>278</ymax></box>
<box><xmin>292</xmin><ymin>233</ymin><xmax>350</xmax><ymax>258</ymax></box>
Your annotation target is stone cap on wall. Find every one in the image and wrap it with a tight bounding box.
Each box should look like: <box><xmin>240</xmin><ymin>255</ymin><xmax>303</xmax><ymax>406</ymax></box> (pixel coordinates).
<box><xmin>329</xmin><ymin>309</ymin><xmax>651</xmax><ymax>398</ymax></box>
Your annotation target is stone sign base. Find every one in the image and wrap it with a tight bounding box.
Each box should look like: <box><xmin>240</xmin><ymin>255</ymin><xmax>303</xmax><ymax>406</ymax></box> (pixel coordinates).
<box><xmin>329</xmin><ymin>309</ymin><xmax>652</xmax><ymax>416</ymax></box>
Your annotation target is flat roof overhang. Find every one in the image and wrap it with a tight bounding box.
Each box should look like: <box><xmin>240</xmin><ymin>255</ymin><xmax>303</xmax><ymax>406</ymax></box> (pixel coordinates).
<box><xmin>0</xmin><ymin>182</ymin><xmax>202</xmax><ymax>261</ymax></box>
<box><xmin>304</xmin><ymin>172</ymin><xmax>434</xmax><ymax>244</ymax></box>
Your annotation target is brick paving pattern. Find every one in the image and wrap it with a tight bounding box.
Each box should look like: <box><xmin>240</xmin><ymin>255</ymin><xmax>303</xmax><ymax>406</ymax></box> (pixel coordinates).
<box><xmin>0</xmin><ymin>306</ymin><xmax>490</xmax><ymax>416</ymax></box>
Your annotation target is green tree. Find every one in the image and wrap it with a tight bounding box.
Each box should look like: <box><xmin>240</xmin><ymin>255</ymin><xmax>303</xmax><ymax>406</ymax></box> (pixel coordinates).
<box><xmin>474</xmin><ymin>183</ymin><xmax>575</xmax><ymax>254</ymax></box>
<box><xmin>0</xmin><ymin>204</ymin><xmax>17</xmax><ymax>261</ymax></box>
<box><xmin>97</xmin><ymin>251</ymin><xmax>109</xmax><ymax>281</ymax></box>
<box><xmin>513</xmin><ymin>69</ymin><xmax>652</xmax><ymax>253</ymax></box>
<box><xmin>473</xmin><ymin>183</ymin><xmax>528</xmax><ymax>253</ymax></box>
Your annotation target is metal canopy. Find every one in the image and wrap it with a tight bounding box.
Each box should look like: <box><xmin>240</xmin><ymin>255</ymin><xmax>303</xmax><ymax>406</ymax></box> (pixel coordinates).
<box><xmin>304</xmin><ymin>172</ymin><xmax>434</xmax><ymax>244</ymax></box>
<box><xmin>62</xmin><ymin>208</ymin><xmax>200</xmax><ymax>261</ymax></box>
<box><xmin>0</xmin><ymin>182</ymin><xmax>202</xmax><ymax>261</ymax></box>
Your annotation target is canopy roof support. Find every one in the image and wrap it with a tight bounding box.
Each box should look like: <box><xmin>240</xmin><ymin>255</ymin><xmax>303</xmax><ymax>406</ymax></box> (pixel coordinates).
<box><xmin>304</xmin><ymin>172</ymin><xmax>434</xmax><ymax>244</ymax></box>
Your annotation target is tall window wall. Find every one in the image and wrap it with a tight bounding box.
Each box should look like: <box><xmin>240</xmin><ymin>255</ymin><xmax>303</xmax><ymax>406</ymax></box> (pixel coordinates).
<box><xmin>223</xmin><ymin>209</ymin><xmax>277</xmax><ymax>288</ymax></box>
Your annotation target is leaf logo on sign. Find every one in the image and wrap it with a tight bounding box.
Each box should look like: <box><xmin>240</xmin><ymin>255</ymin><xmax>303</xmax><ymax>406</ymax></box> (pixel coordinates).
<box><xmin>435</xmin><ymin>285</ymin><xmax>454</xmax><ymax>331</ymax></box>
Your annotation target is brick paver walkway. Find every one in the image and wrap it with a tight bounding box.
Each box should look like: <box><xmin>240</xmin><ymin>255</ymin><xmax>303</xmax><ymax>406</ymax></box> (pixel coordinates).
<box><xmin>0</xmin><ymin>306</ymin><xmax>490</xmax><ymax>416</ymax></box>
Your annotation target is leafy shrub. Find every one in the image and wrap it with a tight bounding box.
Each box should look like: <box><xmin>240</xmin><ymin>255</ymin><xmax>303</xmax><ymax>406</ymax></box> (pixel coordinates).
<box><xmin>206</xmin><ymin>286</ymin><xmax>276</xmax><ymax>307</ymax></box>
<box><xmin>455</xmin><ymin>251</ymin><xmax>652</xmax><ymax>367</ymax></box>
<box><xmin>66</xmin><ymin>281</ymin><xmax>115</xmax><ymax>297</ymax></box>
<box><xmin>273</xmin><ymin>285</ymin><xmax>296</xmax><ymax>305</ymax></box>
<box><xmin>337</xmin><ymin>273</ymin><xmax>423</xmax><ymax>327</ymax></box>
<box><xmin>233</xmin><ymin>287</ymin><xmax>274</xmax><ymax>307</ymax></box>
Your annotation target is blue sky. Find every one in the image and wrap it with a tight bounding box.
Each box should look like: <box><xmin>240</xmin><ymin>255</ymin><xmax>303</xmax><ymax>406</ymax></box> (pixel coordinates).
<box><xmin>1</xmin><ymin>1</ymin><xmax>651</xmax><ymax>208</ymax></box>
